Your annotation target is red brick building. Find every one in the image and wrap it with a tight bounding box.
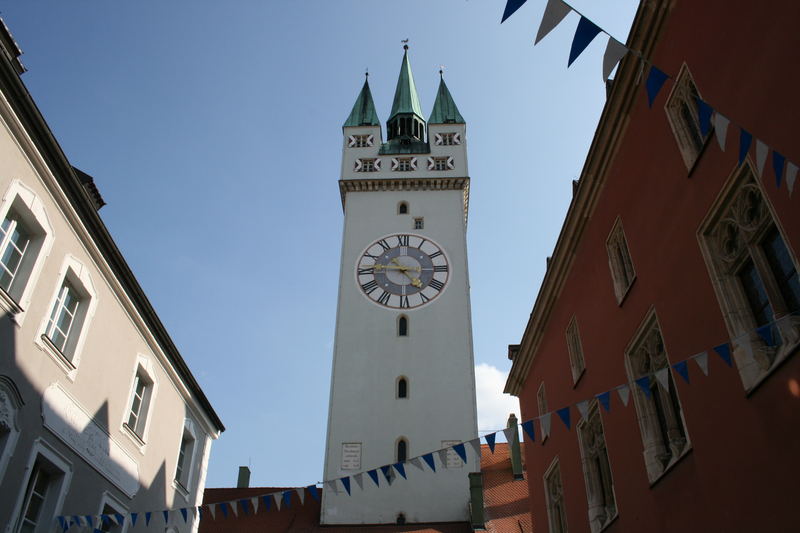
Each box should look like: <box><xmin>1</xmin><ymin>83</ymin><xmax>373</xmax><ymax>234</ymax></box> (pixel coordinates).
<box><xmin>505</xmin><ymin>1</ymin><xmax>800</xmax><ymax>532</ymax></box>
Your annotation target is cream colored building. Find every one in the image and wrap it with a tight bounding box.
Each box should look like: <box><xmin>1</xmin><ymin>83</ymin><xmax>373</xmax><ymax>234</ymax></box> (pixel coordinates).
<box><xmin>0</xmin><ymin>20</ymin><xmax>224</xmax><ymax>533</ymax></box>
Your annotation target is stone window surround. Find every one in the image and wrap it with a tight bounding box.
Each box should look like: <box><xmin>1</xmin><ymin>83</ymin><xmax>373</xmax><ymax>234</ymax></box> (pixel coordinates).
<box><xmin>543</xmin><ymin>456</ymin><xmax>568</xmax><ymax>533</ymax></box>
<box><xmin>0</xmin><ymin>179</ymin><xmax>55</xmax><ymax>324</ymax></box>
<box><xmin>576</xmin><ymin>401</ymin><xmax>618</xmax><ymax>533</ymax></box>
<box><xmin>5</xmin><ymin>437</ymin><xmax>73</xmax><ymax>533</ymax></box>
<box><xmin>697</xmin><ymin>160</ymin><xmax>800</xmax><ymax>392</ymax></box>
<box><xmin>624</xmin><ymin>309</ymin><xmax>691</xmax><ymax>484</ymax></box>
<box><xmin>565</xmin><ymin>316</ymin><xmax>586</xmax><ymax>385</ymax></box>
<box><xmin>172</xmin><ymin>418</ymin><xmax>199</xmax><ymax>501</ymax></box>
<box><xmin>537</xmin><ymin>382</ymin><xmax>548</xmax><ymax>443</ymax></box>
<box><xmin>0</xmin><ymin>375</ymin><xmax>23</xmax><ymax>483</ymax></box>
<box><xmin>664</xmin><ymin>63</ymin><xmax>711</xmax><ymax>172</ymax></box>
<box><xmin>605</xmin><ymin>217</ymin><xmax>636</xmax><ymax>305</ymax></box>
<box><xmin>120</xmin><ymin>354</ymin><xmax>159</xmax><ymax>453</ymax></box>
<box><xmin>96</xmin><ymin>491</ymin><xmax>130</xmax><ymax>533</ymax></box>
<box><xmin>34</xmin><ymin>254</ymin><xmax>98</xmax><ymax>382</ymax></box>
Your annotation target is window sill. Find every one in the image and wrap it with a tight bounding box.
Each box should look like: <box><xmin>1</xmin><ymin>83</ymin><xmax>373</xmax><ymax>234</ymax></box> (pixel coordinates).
<box><xmin>36</xmin><ymin>334</ymin><xmax>78</xmax><ymax>381</ymax></box>
<box><xmin>0</xmin><ymin>286</ymin><xmax>23</xmax><ymax>317</ymax></box>
<box><xmin>596</xmin><ymin>512</ymin><xmax>619</xmax><ymax>533</ymax></box>
<box><xmin>172</xmin><ymin>479</ymin><xmax>190</xmax><ymax>501</ymax></box>
<box><xmin>744</xmin><ymin>336</ymin><xmax>800</xmax><ymax>397</ymax></box>
<box><xmin>121</xmin><ymin>423</ymin><xmax>147</xmax><ymax>455</ymax></box>
<box><xmin>648</xmin><ymin>445</ymin><xmax>693</xmax><ymax>488</ymax></box>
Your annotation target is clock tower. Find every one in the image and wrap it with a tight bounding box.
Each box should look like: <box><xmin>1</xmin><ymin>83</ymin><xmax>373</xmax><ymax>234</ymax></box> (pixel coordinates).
<box><xmin>321</xmin><ymin>46</ymin><xmax>478</xmax><ymax>525</ymax></box>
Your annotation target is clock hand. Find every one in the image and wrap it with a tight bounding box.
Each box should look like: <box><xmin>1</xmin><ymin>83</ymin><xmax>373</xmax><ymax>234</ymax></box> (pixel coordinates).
<box><xmin>391</xmin><ymin>259</ymin><xmax>423</xmax><ymax>287</ymax></box>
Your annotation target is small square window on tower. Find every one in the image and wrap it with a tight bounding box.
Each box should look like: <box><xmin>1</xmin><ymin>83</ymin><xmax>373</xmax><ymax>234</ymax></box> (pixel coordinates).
<box><xmin>414</xmin><ymin>218</ymin><xmax>424</xmax><ymax>230</ymax></box>
<box><xmin>347</xmin><ymin>134</ymin><xmax>373</xmax><ymax>148</ymax></box>
<box><xmin>665</xmin><ymin>64</ymin><xmax>710</xmax><ymax>170</ymax></box>
<box><xmin>355</xmin><ymin>158</ymin><xmax>379</xmax><ymax>172</ymax></box>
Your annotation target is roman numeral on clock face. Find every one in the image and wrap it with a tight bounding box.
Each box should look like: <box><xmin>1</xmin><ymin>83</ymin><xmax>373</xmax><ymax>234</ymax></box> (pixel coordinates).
<box><xmin>361</xmin><ymin>280</ymin><xmax>378</xmax><ymax>294</ymax></box>
<box><xmin>377</xmin><ymin>239</ymin><xmax>391</xmax><ymax>251</ymax></box>
<box><xmin>396</xmin><ymin>234</ymin><xmax>410</xmax><ymax>246</ymax></box>
<box><xmin>428</xmin><ymin>250</ymin><xmax>443</xmax><ymax>259</ymax></box>
<box><xmin>433</xmin><ymin>265</ymin><xmax>448</xmax><ymax>273</ymax></box>
<box><xmin>377</xmin><ymin>291</ymin><xmax>391</xmax><ymax>305</ymax></box>
<box><xmin>358</xmin><ymin>267</ymin><xmax>374</xmax><ymax>275</ymax></box>
<box><xmin>400</xmin><ymin>296</ymin><xmax>410</xmax><ymax>308</ymax></box>
<box><xmin>429</xmin><ymin>279</ymin><xmax>444</xmax><ymax>291</ymax></box>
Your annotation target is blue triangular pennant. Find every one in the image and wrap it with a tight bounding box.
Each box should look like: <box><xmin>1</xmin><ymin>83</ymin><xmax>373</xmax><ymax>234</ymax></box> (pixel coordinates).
<box><xmin>501</xmin><ymin>0</ymin><xmax>528</xmax><ymax>23</ymax></box>
<box><xmin>739</xmin><ymin>129</ymin><xmax>753</xmax><ymax>165</ymax></box>
<box><xmin>756</xmin><ymin>324</ymin><xmax>776</xmax><ymax>346</ymax></box>
<box><xmin>101</xmin><ymin>515</ymin><xmax>111</xmax><ymax>526</ymax></box>
<box><xmin>521</xmin><ymin>420</ymin><xmax>536</xmax><ymax>442</ymax></box>
<box><xmin>85</xmin><ymin>516</ymin><xmax>95</xmax><ymax>528</ymax></box>
<box><xmin>57</xmin><ymin>517</ymin><xmax>67</xmax><ymax>531</ymax></box>
<box><xmin>219</xmin><ymin>503</ymin><xmax>228</xmax><ymax>519</ymax></box>
<box><xmin>452</xmin><ymin>443</ymin><xmax>468</xmax><ymax>464</ymax></box>
<box><xmin>145</xmin><ymin>512</ymin><xmax>152</xmax><ymax>526</ymax></box>
<box><xmin>394</xmin><ymin>462</ymin><xmax>407</xmax><ymax>479</ymax></box>
<box><xmin>596</xmin><ymin>391</ymin><xmax>611</xmax><ymax>412</ymax></box>
<box><xmin>646</xmin><ymin>66</ymin><xmax>669</xmax><ymax>108</ymax></box>
<box><xmin>307</xmin><ymin>484</ymin><xmax>320</xmax><ymax>501</ymax></box>
<box><xmin>73</xmin><ymin>516</ymin><xmax>82</xmax><ymax>528</ymax></box>
<box><xmin>556</xmin><ymin>406</ymin><xmax>571</xmax><ymax>430</ymax></box>
<box><xmin>380</xmin><ymin>465</ymin><xmax>393</xmax><ymax>483</ymax></box>
<box><xmin>635</xmin><ymin>376</ymin><xmax>652</xmax><ymax>398</ymax></box>
<box><xmin>696</xmin><ymin>98</ymin><xmax>713</xmax><ymax>138</ymax></box>
<box><xmin>239</xmin><ymin>500</ymin><xmax>249</xmax><ymax>515</ymax></box>
<box><xmin>485</xmin><ymin>432</ymin><xmax>497</xmax><ymax>453</ymax></box>
<box><xmin>367</xmin><ymin>469</ymin><xmax>380</xmax><ymax>486</ymax></box>
<box><xmin>568</xmin><ymin>16</ymin><xmax>602</xmax><ymax>66</ymax></box>
<box><xmin>673</xmin><ymin>360</ymin><xmax>690</xmax><ymax>384</ymax></box>
<box><xmin>180</xmin><ymin>508</ymin><xmax>189</xmax><ymax>522</ymax></box>
<box><xmin>163</xmin><ymin>510</ymin><xmax>170</xmax><ymax>524</ymax></box>
<box><xmin>262</xmin><ymin>495</ymin><xmax>272</xmax><ymax>511</ymax></box>
<box><xmin>713</xmin><ymin>343</ymin><xmax>733</xmax><ymax>366</ymax></box>
<box><xmin>773</xmin><ymin>151</ymin><xmax>786</xmax><ymax>188</ymax></box>
<box><xmin>129</xmin><ymin>514</ymin><xmax>136</xmax><ymax>527</ymax></box>
<box><xmin>114</xmin><ymin>514</ymin><xmax>125</xmax><ymax>526</ymax></box>
<box><xmin>340</xmin><ymin>477</ymin><xmax>351</xmax><ymax>495</ymax></box>
<box><xmin>283</xmin><ymin>490</ymin><xmax>293</xmax><ymax>506</ymax></box>
<box><xmin>422</xmin><ymin>452</ymin><xmax>437</xmax><ymax>471</ymax></box>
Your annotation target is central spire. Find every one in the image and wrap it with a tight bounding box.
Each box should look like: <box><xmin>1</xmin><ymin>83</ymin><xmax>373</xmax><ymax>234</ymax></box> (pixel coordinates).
<box><xmin>387</xmin><ymin>45</ymin><xmax>425</xmax><ymax>142</ymax></box>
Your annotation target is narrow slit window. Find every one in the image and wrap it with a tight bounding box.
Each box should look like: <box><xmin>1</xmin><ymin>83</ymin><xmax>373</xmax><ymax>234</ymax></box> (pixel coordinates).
<box><xmin>398</xmin><ymin>377</ymin><xmax>408</xmax><ymax>399</ymax></box>
<box><xmin>398</xmin><ymin>315</ymin><xmax>408</xmax><ymax>336</ymax></box>
<box><xmin>398</xmin><ymin>202</ymin><xmax>408</xmax><ymax>215</ymax></box>
<box><xmin>396</xmin><ymin>439</ymin><xmax>408</xmax><ymax>462</ymax></box>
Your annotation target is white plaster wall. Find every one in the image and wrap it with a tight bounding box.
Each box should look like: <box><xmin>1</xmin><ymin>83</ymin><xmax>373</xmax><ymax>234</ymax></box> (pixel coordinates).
<box><xmin>321</xmin><ymin>180</ymin><xmax>479</xmax><ymax>523</ymax></box>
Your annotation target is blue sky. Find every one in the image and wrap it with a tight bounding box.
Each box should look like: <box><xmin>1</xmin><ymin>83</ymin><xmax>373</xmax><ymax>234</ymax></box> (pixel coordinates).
<box><xmin>1</xmin><ymin>0</ymin><xmax>638</xmax><ymax>488</ymax></box>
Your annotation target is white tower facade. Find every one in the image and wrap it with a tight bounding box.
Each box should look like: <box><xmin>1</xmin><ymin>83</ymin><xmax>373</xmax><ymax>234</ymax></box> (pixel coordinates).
<box><xmin>321</xmin><ymin>49</ymin><xmax>479</xmax><ymax>525</ymax></box>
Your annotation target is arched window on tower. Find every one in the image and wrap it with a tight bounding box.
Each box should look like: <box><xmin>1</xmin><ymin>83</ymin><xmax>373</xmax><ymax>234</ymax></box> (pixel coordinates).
<box><xmin>396</xmin><ymin>438</ymin><xmax>408</xmax><ymax>462</ymax></box>
<box><xmin>398</xmin><ymin>315</ymin><xmax>408</xmax><ymax>336</ymax></box>
<box><xmin>398</xmin><ymin>202</ymin><xmax>408</xmax><ymax>215</ymax></box>
<box><xmin>397</xmin><ymin>377</ymin><xmax>408</xmax><ymax>399</ymax></box>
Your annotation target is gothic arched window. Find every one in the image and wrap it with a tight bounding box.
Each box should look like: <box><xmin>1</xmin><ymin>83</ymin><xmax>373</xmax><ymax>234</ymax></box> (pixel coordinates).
<box><xmin>398</xmin><ymin>202</ymin><xmax>408</xmax><ymax>215</ymax></box>
<box><xmin>397</xmin><ymin>377</ymin><xmax>408</xmax><ymax>399</ymax></box>
<box><xmin>398</xmin><ymin>315</ymin><xmax>408</xmax><ymax>336</ymax></box>
<box><xmin>396</xmin><ymin>438</ymin><xmax>408</xmax><ymax>462</ymax></box>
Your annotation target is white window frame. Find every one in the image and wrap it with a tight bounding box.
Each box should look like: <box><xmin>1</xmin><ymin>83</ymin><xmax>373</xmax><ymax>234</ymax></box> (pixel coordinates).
<box><xmin>566</xmin><ymin>316</ymin><xmax>586</xmax><ymax>384</ymax></box>
<box><xmin>35</xmin><ymin>254</ymin><xmax>98</xmax><ymax>379</ymax></box>
<box><xmin>698</xmin><ymin>161</ymin><xmax>800</xmax><ymax>391</ymax></box>
<box><xmin>96</xmin><ymin>491</ymin><xmax>130</xmax><ymax>533</ymax></box>
<box><xmin>6</xmin><ymin>438</ymin><xmax>72</xmax><ymax>533</ymax></box>
<box><xmin>606</xmin><ymin>218</ymin><xmax>636</xmax><ymax>304</ymax></box>
<box><xmin>413</xmin><ymin>217</ymin><xmax>424</xmax><ymax>230</ymax></box>
<box><xmin>173</xmin><ymin>418</ymin><xmax>198</xmax><ymax>499</ymax></box>
<box><xmin>0</xmin><ymin>375</ymin><xmax>23</xmax><ymax>482</ymax></box>
<box><xmin>624</xmin><ymin>310</ymin><xmax>691</xmax><ymax>483</ymax></box>
<box><xmin>576</xmin><ymin>401</ymin><xmax>617</xmax><ymax>533</ymax></box>
<box><xmin>543</xmin><ymin>456</ymin><xmax>568</xmax><ymax>533</ymax></box>
<box><xmin>0</xmin><ymin>180</ymin><xmax>54</xmax><ymax>323</ymax></box>
<box><xmin>120</xmin><ymin>354</ymin><xmax>159</xmax><ymax>450</ymax></box>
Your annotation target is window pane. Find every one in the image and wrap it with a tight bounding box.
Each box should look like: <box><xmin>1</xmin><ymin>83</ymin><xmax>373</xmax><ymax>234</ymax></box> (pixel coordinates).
<box><xmin>739</xmin><ymin>260</ymin><xmax>774</xmax><ymax>326</ymax></box>
<box><xmin>762</xmin><ymin>228</ymin><xmax>800</xmax><ymax>313</ymax></box>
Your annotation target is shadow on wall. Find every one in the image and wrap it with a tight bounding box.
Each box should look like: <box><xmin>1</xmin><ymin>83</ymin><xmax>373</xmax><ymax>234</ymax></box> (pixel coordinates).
<box><xmin>0</xmin><ymin>310</ymin><xmax>185</xmax><ymax>529</ymax></box>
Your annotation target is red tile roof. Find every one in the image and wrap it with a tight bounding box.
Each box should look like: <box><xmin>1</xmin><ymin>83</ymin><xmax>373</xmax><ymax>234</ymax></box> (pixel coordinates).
<box><xmin>200</xmin><ymin>443</ymin><xmax>531</xmax><ymax>532</ymax></box>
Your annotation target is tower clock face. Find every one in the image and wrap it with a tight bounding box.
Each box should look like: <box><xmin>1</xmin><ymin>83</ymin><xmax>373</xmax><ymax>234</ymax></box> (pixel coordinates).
<box><xmin>356</xmin><ymin>233</ymin><xmax>450</xmax><ymax>309</ymax></box>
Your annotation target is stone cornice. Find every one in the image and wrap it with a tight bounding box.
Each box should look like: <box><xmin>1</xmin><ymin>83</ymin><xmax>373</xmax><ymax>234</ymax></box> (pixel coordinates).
<box><xmin>504</xmin><ymin>0</ymin><xmax>672</xmax><ymax>396</ymax></box>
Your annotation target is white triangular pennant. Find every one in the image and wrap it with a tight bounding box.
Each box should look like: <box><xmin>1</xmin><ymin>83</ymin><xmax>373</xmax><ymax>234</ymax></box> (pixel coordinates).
<box><xmin>468</xmin><ymin>438</ymin><xmax>482</xmax><ymax>459</ymax></box>
<box><xmin>617</xmin><ymin>384</ymin><xmax>631</xmax><ymax>406</ymax></box>
<box><xmin>655</xmin><ymin>368</ymin><xmax>670</xmax><ymax>390</ymax></box>
<box><xmin>273</xmin><ymin>492</ymin><xmax>283</xmax><ymax>510</ymax></box>
<box><xmin>694</xmin><ymin>351</ymin><xmax>709</xmax><ymax>376</ymax></box>
<box><xmin>535</xmin><ymin>0</ymin><xmax>572</xmax><ymax>44</ymax></box>
<box><xmin>735</xmin><ymin>334</ymin><xmax>755</xmax><ymax>365</ymax></box>
<box><xmin>438</xmin><ymin>448</ymin><xmax>449</xmax><ymax>467</ymax></box>
<box><xmin>208</xmin><ymin>504</ymin><xmax>216</xmax><ymax>520</ymax></box>
<box><xmin>72</xmin><ymin>517</ymin><xmax>84</xmax><ymax>527</ymax></box>
<box><xmin>502</xmin><ymin>426</ymin><xmax>515</xmax><ymax>444</ymax></box>
<box><xmin>540</xmin><ymin>413</ymin><xmax>552</xmax><ymax>439</ymax></box>
<box><xmin>576</xmin><ymin>400</ymin><xmax>590</xmax><ymax>420</ymax></box>
<box><xmin>409</xmin><ymin>457</ymin><xmax>424</xmax><ymax>471</ymax></box>
<box><xmin>296</xmin><ymin>487</ymin><xmax>306</xmax><ymax>504</ymax></box>
<box><xmin>352</xmin><ymin>473</ymin><xmax>364</xmax><ymax>491</ymax></box>
<box><xmin>713</xmin><ymin>112</ymin><xmax>730</xmax><ymax>151</ymax></box>
<box><xmin>325</xmin><ymin>480</ymin><xmax>338</xmax><ymax>495</ymax></box>
<box><xmin>251</xmin><ymin>496</ymin><xmax>259</xmax><ymax>514</ymax></box>
<box><xmin>786</xmin><ymin>162</ymin><xmax>798</xmax><ymax>195</ymax></box>
<box><xmin>602</xmin><ymin>37</ymin><xmax>628</xmax><ymax>81</ymax></box>
<box><xmin>230</xmin><ymin>501</ymin><xmax>238</xmax><ymax>517</ymax></box>
<box><xmin>756</xmin><ymin>140</ymin><xmax>769</xmax><ymax>178</ymax></box>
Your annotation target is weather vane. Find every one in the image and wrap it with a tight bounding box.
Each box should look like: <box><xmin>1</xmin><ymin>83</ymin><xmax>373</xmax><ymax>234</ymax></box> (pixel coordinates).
<box><xmin>439</xmin><ymin>64</ymin><xmax>446</xmax><ymax>77</ymax></box>
<box><xmin>402</xmin><ymin>38</ymin><xmax>409</xmax><ymax>50</ymax></box>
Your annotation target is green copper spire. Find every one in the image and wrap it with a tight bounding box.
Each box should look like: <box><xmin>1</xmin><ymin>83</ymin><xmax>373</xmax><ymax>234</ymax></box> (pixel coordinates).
<box><xmin>389</xmin><ymin>46</ymin><xmax>424</xmax><ymax>121</ymax></box>
<box><xmin>429</xmin><ymin>73</ymin><xmax>464</xmax><ymax>124</ymax></box>
<box><xmin>343</xmin><ymin>76</ymin><xmax>380</xmax><ymax>127</ymax></box>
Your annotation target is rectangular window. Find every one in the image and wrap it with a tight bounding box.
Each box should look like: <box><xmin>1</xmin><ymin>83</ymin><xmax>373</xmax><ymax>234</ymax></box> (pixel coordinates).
<box><xmin>17</xmin><ymin>464</ymin><xmax>51</xmax><ymax>533</ymax></box>
<box><xmin>625</xmin><ymin>313</ymin><xmax>689</xmax><ymax>482</ymax></box>
<box><xmin>606</xmin><ymin>219</ymin><xmax>636</xmax><ymax>304</ymax></box>
<box><xmin>413</xmin><ymin>218</ymin><xmax>424</xmax><ymax>230</ymax></box>
<box><xmin>537</xmin><ymin>382</ymin><xmax>548</xmax><ymax>417</ymax></box>
<box><xmin>354</xmin><ymin>135</ymin><xmax>371</xmax><ymax>147</ymax></box>
<box><xmin>397</xmin><ymin>158</ymin><xmax>412</xmax><ymax>171</ymax></box>
<box><xmin>45</xmin><ymin>281</ymin><xmax>81</xmax><ymax>356</ymax></box>
<box><xmin>433</xmin><ymin>157</ymin><xmax>448</xmax><ymax>171</ymax></box>
<box><xmin>566</xmin><ymin>317</ymin><xmax>586</xmax><ymax>383</ymax></box>
<box><xmin>356</xmin><ymin>158</ymin><xmax>377</xmax><ymax>172</ymax></box>
<box><xmin>0</xmin><ymin>214</ymin><xmax>30</xmax><ymax>294</ymax></box>
<box><xmin>699</xmin><ymin>165</ymin><xmax>800</xmax><ymax>390</ymax></box>
<box><xmin>98</xmin><ymin>505</ymin><xmax>122</xmax><ymax>533</ymax></box>
<box><xmin>441</xmin><ymin>133</ymin><xmax>456</xmax><ymax>146</ymax></box>
<box><xmin>577</xmin><ymin>403</ymin><xmax>617</xmax><ymax>532</ymax></box>
<box><xmin>125</xmin><ymin>369</ymin><xmax>153</xmax><ymax>439</ymax></box>
<box><xmin>544</xmin><ymin>458</ymin><xmax>568</xmax><ymax>533</ymax></box>
<box><xmin>665</xmin><ymin>64</ymin><xmax>709</xmax><ymax>170</ymax></box>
